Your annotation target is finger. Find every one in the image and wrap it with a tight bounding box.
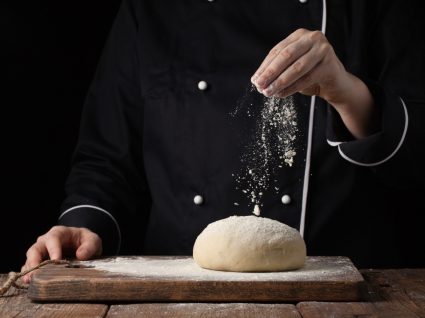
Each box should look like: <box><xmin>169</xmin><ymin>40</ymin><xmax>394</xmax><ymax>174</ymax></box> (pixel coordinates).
<box><xmin>254</xmin><ymin>36</ymin><xmax>314</xmax><ymax>91</ymax></box>
<box><xmin>251</xmin><ymin>39</ymin><xmax>293</xmax><ymax>86</ymax></box>
<box><xmin>76</xmin><ymin>230</ymin><xmax>102</xmax><ymax>260</ymax></box>
<box><xmin>275</xmin><ymin>63</ymin><xmax>322</xmax><ymax>98</ymax></box>
<box><xmin>26</xmin><ymin>242</ymin><xmax>48</xmax><ymax>268</ymax></box>
<box><xmin>263</xmin><ymin>44</ymin><xmax>323</xmax><ymax>97</ymax></box>
<box><xmin>252</xmin><ymin>29</ymin><xmax>306</xmax><ymax>84</ymax></box>
<box><xmin>22</xmin><ymin>242</ymin><xmax>48</xmax><ymax>283</ymax></box>
<box><xmin>48</xmin><ymin>225</ymin><xmax>81</xmax><ymax>255</ymax></box>
<box><xmin>21</xmin><ymin>273</ymin><xmax>32</xmax><ymax>284</ymax></box>
<box><xmin>45</xmin><ymin>236</ymin><xmax>63</xmax><ymax>260</ymax></box>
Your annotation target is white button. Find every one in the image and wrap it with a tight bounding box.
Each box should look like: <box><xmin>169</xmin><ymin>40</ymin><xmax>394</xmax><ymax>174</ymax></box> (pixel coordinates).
<box><xmin>299</xmin><ymin>0</ymin><xmax>308</xmax><ymax>3</ymax></box>
<box><xmin>197</xmin><ymin>80</ymin><xmax>208</xmax><ymax>91</ymax></box>
<box><xmin>281</xmin><ymin>194</ymin><xmax>291</xmax><ymax>205</ymax></box>
<box><xmin>194</xmin><ymin>195</ymin><xmax>204</xmax><ymax>205</ymax></box>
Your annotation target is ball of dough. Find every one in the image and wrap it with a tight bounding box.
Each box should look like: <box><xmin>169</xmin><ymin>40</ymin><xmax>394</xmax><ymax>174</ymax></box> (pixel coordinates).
<box><xmin>193</xmin><ymin>215</ymin><xmax>306</xmax><ymax>272</ymax></box>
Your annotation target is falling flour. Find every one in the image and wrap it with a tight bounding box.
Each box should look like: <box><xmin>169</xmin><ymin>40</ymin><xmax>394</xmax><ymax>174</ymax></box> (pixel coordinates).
<box><xmin>231</xmin><ymin>85</ymin><xmax>298</xmax><ymax>215</ymax></box>
<box><xmin>253</xmin><ymin>204</ymin><xmax>260</xmax><ymax>216</ymax></box>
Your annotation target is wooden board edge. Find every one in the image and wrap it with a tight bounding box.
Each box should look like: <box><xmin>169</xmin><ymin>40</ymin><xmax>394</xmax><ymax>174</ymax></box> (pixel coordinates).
<box><xmin>27</xmin><ymin>278</ymin><xmax>367</xmax><ymax>302</ymax></box>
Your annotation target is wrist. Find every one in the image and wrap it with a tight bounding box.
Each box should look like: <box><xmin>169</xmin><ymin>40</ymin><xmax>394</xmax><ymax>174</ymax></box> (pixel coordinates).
<box><xmin>324</xmin><ymin>70</ymin><xmax>358</xmax><ymax>110</ymax></box>
<box><xmin>324</xmin><ymin>72</ymin><xmax>378</xmax><ymax>139</ymax></box>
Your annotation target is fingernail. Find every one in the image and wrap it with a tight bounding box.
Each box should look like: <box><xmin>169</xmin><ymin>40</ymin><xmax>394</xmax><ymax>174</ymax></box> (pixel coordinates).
<box><xmin>256</xmin><ymin>79</ymin><xmax>265</xmax><ymax>88</ymax></box>
<box><xmin>263</xmin><ymin>84</ymin><xmax>274</xmax><ymax>97</ymax></box>
<box><xmin>251</xmin><ymin>74</ymin><xmax>258</xmax><ymax>84</ymax></box>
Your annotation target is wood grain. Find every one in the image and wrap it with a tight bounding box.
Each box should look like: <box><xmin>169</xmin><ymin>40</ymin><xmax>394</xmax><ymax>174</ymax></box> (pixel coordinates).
<box><xmin>1</xmin><ymin>268</ymin><xmax>425</xmax><ymax>316</ymax></box>
<box><xmin>297</xmin><ymin>302</ymin><xmax>412</xmax><ymax>318</ymax></box>
<box><xmin>27</xmin><ymin>256</ymin><xmax>365</xmax><ymax>302</ymax></box>
<box><xmin>297</xmin><ymin>269</ymin><xmax>425</xmax><ymax>318</ymax></box>
<box><xmin>106</xmin><ymin>303</ymin><xmax>301</xmax><ymax>318</ymax></box>
<box><xmin>0</xmin><ymin>274</ymin><xmax>108</xmax><ymax>318</ymax></box>
<box><xmin>362</xmin><ymin>268</ymin><xmax>425</xmax><ymax>317</ymax></box>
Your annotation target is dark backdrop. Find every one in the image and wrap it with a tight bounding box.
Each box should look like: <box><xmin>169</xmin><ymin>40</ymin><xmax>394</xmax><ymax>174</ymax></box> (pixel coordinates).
<box><xmin>1</xmin><ymin>1</ymin><xmax>121</xmax><ymax>272</ymax></box>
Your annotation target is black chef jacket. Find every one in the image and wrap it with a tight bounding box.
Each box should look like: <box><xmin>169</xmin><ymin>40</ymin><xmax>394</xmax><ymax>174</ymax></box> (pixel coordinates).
<box><xmin>58</xmin><ymin>0</ymin><xmax>425</xmax><ymax>268</ymax></box>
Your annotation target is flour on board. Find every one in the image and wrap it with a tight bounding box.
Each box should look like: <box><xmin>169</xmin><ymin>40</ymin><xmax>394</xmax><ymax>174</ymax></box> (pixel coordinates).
<box><xmin>80</xmin><ymin>256</ymin><xmax>360</xmax><ymax>282</ymax></box>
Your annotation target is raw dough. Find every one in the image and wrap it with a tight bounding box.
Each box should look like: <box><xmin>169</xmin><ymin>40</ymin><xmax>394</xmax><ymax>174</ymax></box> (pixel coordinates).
<box><xmin>193</xmin><ymin>215</ymin><xmax>306</xmax><ymax>272</ymax></box>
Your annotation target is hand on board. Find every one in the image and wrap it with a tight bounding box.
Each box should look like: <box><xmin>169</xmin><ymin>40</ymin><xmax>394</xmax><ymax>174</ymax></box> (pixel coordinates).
<box><xmin>21</xmin><ymin>226</ymin><xmax>102</xmax><ymax>283</ymax></box>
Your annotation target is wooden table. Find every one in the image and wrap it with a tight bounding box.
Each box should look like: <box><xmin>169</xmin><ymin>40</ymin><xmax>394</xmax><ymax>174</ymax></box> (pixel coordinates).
<box><xmin>1</xmin><ymin>269</ymin><xmax>424</xmax><ymax>317</ymax></box>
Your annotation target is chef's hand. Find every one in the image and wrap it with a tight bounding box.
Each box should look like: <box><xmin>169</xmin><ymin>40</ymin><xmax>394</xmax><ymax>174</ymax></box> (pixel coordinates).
<box><xmin>21</xmin><ymin>226</ymin><xmax>102</xmax><ymax>283</ymax></box>
<box><xmin>251</xmin><ymin>28</ymin><xmax>378</xmax><ymax>139</ymax></box>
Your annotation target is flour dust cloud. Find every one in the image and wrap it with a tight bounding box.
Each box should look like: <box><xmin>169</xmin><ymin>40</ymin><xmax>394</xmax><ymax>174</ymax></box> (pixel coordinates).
<box><xmin>231</xmin><ymin>85</ymin><xmax>298</xmax><ymax>215</ymax></box>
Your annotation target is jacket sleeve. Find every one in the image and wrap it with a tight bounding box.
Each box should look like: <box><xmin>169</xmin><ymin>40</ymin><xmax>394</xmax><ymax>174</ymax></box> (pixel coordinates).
<box><xmin>58</xmin><ymin>0</ymin><xmax>149</xmax><ymax>255</ymax></box>
<box><xmin>326</xmin><ymin>1</ymin><xmax>425</xmax><ymax>187</ymax></box>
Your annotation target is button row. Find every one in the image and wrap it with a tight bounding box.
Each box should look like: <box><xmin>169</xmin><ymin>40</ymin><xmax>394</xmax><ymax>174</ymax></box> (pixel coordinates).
<box><xmin>197</xmin><ymin>80</ymin><xmax>208</xmax><ymax>91</ymax></box>
<box><xmin>193</xmin><ymin>194</ymin><xmax>292</xmax><ymax>205</ymax></box>
<box><xmin>194</xmin><ymin>195</ymin><xmax>204</xmax><ymax>205</ymax></box>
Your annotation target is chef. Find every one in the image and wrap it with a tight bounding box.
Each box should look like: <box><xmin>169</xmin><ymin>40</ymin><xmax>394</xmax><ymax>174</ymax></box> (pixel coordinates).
<box><xmin>22</xmin><ymin>0</ymin><xmax>424</xmax><ymax>281</ymax></box>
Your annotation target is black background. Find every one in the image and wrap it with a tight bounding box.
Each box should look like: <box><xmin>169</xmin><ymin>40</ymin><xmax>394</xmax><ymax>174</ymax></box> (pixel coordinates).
<box><xmin>1</xmin><ymin>2</ymin><xmax>424</xmax><ymax>273</ymax></box>
<box><xmin>1</xmin><ymin>1</ymin><xmax>121</xmax><ymax>272</ymax></box>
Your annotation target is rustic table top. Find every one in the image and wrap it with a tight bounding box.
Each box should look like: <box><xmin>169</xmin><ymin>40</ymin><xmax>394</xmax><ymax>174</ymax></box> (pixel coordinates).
<box><xmin>1</xmin><ymin>268</ymin><xmax>424</xmax><ymax>317</ymax></box>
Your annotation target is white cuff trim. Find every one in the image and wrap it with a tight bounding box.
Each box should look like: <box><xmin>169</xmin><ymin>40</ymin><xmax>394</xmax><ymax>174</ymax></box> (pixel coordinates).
<box><xmin>337</xmin><ymin>97</ymin><xmax>409</xmax><ymax>167</ymax></box>
<box><xmin>58</xmin><ymin>204</ymin><xmax>121</xmax><ymax>254</ymax></box>
<box><xmin>327</xmin><ymin>139</ymin><xmax>345</xmax><ymax>147</ymax></box>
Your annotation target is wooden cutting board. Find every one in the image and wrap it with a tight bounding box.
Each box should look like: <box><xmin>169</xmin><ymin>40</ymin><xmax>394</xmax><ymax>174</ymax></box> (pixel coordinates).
<box><xmin>28</xmin><ymin>256</ymin><xmax>365</xmax><ymax>302</ymax></box>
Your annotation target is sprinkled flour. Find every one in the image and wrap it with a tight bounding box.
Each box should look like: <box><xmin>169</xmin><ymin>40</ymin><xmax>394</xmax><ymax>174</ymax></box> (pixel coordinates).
<box><xmin>231</xmin><ymin>85</ymin><xmax>298</xmax><ymax>215</ymax></box>
<box><xmin>80</xmin><ymin>256</ymin><xmax>361</xmax><ymax>282</ymax></box>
